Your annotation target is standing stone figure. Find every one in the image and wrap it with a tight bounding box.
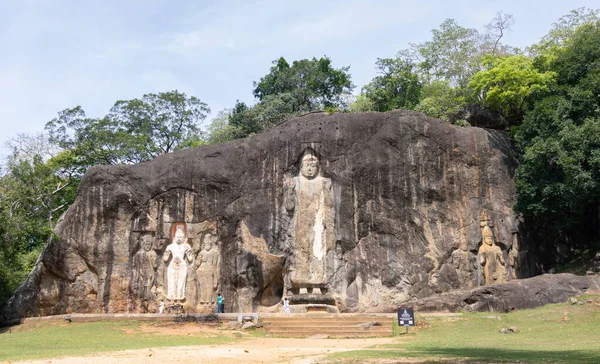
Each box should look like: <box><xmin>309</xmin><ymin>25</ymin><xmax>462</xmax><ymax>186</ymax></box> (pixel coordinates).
<box><xmin>508</xmin><ymin>232</ymin><xmax>525</xmax><ymax>280</ymax></box>
<box><xmin>283</xmin><ymin>149</ymin><xmax>335</xmax><ymax>294</ymax></box>
<box><xmin>196</xmin><ymin>233</ymin><xmax>219</xmax><ymax>304</ymax></box>
<box><xmin>478</xmin><ymin>225</ymin><xmax>506</xmax><ymax>285</ymax></box>
<box><xmin>131</xmin><ymin>233</ymin><xmax>158</xmax><ymax>299</ymax></box>
<box><xmin>451</xmin><ymin>239</ymin><xmax>476</xmax><ymax>287</ymax></box>
<box><xmin>163</xmin><ymin>222</ymin><xmax>193</xmax><ymax>301</ymax></box>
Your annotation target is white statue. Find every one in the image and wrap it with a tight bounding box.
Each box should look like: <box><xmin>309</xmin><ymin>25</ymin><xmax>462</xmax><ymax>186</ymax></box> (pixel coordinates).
<box><xmin>196</xmin><ymin>234</ymin><xmax>219</xmax><ymax>304</ymax></box>
<box><xmin>162</xmin><ymin>222</ymin><xmax>193</xmax><ymax>301</ymax></box>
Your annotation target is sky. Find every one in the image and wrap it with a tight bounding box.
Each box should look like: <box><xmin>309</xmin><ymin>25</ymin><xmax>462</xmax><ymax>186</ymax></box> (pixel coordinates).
<box><xmin>1</xmin><ymin>0</ymin><xmax>598</xmax><ymax>159</ymax></box>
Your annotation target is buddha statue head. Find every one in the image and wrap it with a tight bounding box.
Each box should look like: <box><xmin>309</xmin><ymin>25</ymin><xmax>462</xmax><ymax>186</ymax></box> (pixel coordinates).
<box><xmin>300</xmin><ymin>150</ymin><xmax>320</xmax><ymax>180</ymax></box>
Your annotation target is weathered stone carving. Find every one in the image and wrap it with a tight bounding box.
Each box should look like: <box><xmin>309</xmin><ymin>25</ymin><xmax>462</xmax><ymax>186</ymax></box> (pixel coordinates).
<box><xmin>283</xmin><ymin>148</ymin><xmax>335</xmax><ymax>295</ymax></box>
<box><xmin>508</xmin><ymin>231</ymin><xmax>525</xmax><ymax>280</ymax></box>
<box><xmin>196</xmin><ymin>233</ymin><xmax>219</xmax><ymax>305</ymax></box>
<box><xmin>131</xmin><ymin>233</ymin><xmax>158</xmax><ymax>299</ymax></box>
<box><xmin>163</xmin><ymin>222</ymin><xmax>193</xmax><ymax>301</ymax></box>
<box><xmin>451</xmin><ymin>238</ymin><xmax>477</xmax><ymax>288</ymax></box>
<box><xmin>478</xmin><ymin>225</ymin><xmax>506</xmax><ymax>285</ymax></box>
<box><xmin>4</xmin><ymin>111</ymin><xmax>531</xmax><ymax>320</ymax></box>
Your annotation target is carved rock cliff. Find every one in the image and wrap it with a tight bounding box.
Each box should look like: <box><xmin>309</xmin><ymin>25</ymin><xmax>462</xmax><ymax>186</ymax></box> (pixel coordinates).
<box><xmin>3</xmin><ymin>110</ymin><xmax>527</xmax><ymax>319</ymax></box>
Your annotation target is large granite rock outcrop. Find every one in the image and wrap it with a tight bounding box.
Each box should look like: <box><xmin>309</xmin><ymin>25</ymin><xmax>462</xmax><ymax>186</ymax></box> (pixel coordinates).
<box><xmin>403</xmin><ymin>273</ymin><xmax>600</xmax><ymax>312</ymax></box>
<box><xmin>3</xmin><ymin>110</ymin><xmax>527</xmax><ymax>319</ymax></box>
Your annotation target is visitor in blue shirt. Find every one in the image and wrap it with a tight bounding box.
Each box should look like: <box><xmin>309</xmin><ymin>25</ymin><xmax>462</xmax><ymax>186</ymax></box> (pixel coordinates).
<box><xmin>217</xmin><ymin>293</ymin><xmax>224</xmax><ymax>313</ymax></box>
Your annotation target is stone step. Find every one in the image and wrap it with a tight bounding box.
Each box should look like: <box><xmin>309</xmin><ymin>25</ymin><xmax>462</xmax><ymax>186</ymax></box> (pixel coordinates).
<box><xmin>267</xmin><ymin>326</ymin><xmax>390</xmax><ymax>332</ymax></box>
<box><xmin>262</xmin><ymin>321</ymin><xmax>391</xmax><ymax>327</ymax></box>
<box><xmin>261</xmin><ymin>315</ymin><xmax>393</xmax><ymax>338</ymax></box>
<box><xmin>265</xmin><ymin>330</ymin><xmax>392</xmax><ymax>338</ymax></box>
<box><xmin>262</xmin><ymin>317</ymin><xmax>392</xmax><ymax>323</ymax></box>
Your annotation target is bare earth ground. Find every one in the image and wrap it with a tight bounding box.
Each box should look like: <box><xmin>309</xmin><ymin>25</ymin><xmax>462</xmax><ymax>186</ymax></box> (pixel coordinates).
<box><xmin>15</xmin><ymin>336</ymin><xmax>403</xmax><ymax>364</ymax></box>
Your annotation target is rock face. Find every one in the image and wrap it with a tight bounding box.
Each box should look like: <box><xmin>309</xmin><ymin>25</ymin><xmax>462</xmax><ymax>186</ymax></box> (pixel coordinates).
<box><xmin>451</xmin><ymin>104</ymin><xmax>509</xmax><ymax>130</ymax></box>
<box><xmin>3</xmin><ymin>110</ymin><xmax>528</xmax><ymax>319</ymax></box>
<box><xmin>403</xmin><ymin>273</ymin><xmax>600</xmax><ymax>312</ymax></box>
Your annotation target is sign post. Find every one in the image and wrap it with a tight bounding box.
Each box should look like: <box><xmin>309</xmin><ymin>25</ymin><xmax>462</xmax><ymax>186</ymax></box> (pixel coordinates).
<box><xmin>397</xmin><ymin>308</ymin><xmax>415</xmax><ymax>334</ymax></box>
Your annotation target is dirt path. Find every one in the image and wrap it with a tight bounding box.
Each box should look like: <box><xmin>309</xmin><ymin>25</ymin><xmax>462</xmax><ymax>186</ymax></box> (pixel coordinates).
<box><xmin>16</xmin><ymin>337</ymin><xmax>402</xmax><ymax>364</ymax></box>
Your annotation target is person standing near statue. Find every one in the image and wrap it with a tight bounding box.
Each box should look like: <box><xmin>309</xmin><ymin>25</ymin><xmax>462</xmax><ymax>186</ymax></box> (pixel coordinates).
<box><xmin>217</xmin><ymin>293</ymin><xmax>224</xmax><ymax>313</ymax></box>
<box><xmin>283</xmin><ymin>297</ymin><xmax>291</xmax><ymax>314</ymax></box>
<box><xmin>163</xmin><ymin>222</ymin><xmax>194</xmax><ymax>302</ymax></box>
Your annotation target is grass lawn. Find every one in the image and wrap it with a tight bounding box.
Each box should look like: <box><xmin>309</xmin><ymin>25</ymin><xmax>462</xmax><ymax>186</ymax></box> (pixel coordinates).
<box><xmin>0</xmin><ymin>320</ymin><xmax>235</xmax><ymax>362</ymax></box>
<box><xmin>327</xmin><ymin>293</ymin><xmax>600</xmax><ymax>363</ymax></box>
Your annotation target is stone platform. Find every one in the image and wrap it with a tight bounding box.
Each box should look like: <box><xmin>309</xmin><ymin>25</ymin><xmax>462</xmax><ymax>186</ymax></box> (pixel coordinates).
<box><xmin>261</xmin><ymin>314</ymin><xmax>394</xmax><ymax>338</ymax></box>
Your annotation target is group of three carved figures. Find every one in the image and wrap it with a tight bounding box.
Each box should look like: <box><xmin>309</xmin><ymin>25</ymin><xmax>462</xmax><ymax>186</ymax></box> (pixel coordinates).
<box><xmin>452</xmin><ymin>213</ymin><xmax>523</xmax><ymax>287</ymax></box>
<box><xmin>131</xmin><ymin>224</ymin><xmax>219</xmax><ymax>305</ymax></box>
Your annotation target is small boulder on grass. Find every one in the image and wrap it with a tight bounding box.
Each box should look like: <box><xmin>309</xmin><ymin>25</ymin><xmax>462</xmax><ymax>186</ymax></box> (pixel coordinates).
<box><xmin>242</xmin><ymin>322</ymin><xmax>256</xmax><ymax>330</ymax></box>
<box><xmin>499</xmin><ymin>327</ymin><xmax>518</xmax><ymax>334</ymax></box>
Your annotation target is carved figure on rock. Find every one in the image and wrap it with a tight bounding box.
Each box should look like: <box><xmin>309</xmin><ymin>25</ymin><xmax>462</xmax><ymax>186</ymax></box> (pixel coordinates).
<box><xmin>283</xmin><ymin>149</ymin><xmax>335</xmax><ymax>295</ymax></box>
<box><xmin>478</xmin><ymin>225</ymin><xmax>506</xmax><ymax>285</ymax></box>
<box><xmin>131</xmin><ymin>233</ymin><xmax>158</xmax><ymax>299</ymax></box>
<box><xmin>163</xmin><ymin>222</ymin><xmax>193</xmax><ymax>301</ymax></box>
<box><xmin>508</xmin><ymin>231</ymin><xmax>525</xmax><ymax>280</ymax></box>
<box><xmin>196</xmin><ymin>234</ymin><xmax>219</xmax><ymax>304</ymax></box>
<box><xmin>451</xmin><ymin>239</ymin><xmax>476</xmax><ymax>287</ymax></box>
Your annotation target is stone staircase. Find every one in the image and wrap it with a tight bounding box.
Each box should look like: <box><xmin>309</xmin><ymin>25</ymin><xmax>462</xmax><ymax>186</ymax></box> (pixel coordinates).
<box><xmin>261</xmin><ymin>314</ymin><xmax>393</xmax><ymax>338</ymax></box>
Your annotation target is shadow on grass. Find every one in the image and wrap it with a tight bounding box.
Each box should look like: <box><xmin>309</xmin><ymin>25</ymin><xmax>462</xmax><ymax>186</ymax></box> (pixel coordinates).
<box><xmin>332</xmin><ymin>347</ymin><xmax>600</xmax><ymax>363</ymax></box>
<box><xmin>0</xmin><ymin>319</ymin><xmax>22</xmax><ymax>333</ymax></box>
<box><xmin>403</xmin><ymin>347</ymin><xmax>598</xmax><ymax>363</ymax></box>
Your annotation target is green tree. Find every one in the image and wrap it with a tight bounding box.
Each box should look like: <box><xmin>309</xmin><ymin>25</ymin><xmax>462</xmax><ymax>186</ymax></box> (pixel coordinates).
<box><xmin>411</xmin><ymin>19</ymin><xmax>485</xmax><ymax>89</ymax></box>
<box><xmin>0</xmin><ymin>151</ymin><xmax>76</xmax><ymax>307</ymax></box>
<box><xmin>514</xmin><ymin>19</ymin><xmax>600</xmax><ymax>238</ymax></box>
<box><xmin>530</xmin><ymin>7</ymin><xmax>599</xmax><ymax>56</ymax></box>
<box><xmin>205</xmin><ymin>109</ymin><xmax>243</xmax><ymax>145</ymax></box>
<box><xmin>347</xmin><ymin>94</ymin><xmax>376</xmax><ymax>113</ymax></box>
<box><xmin>414</xmin><ymin>80</ymin><xmax>467</xmax><ymax>121</ymax></box>
<box><xmin>253</xmin><ymin>56</ymin><xmax>354</xmax><ymax>112</ymax></box>
<box><xmin>361</xmin><ymin>58</ymin><xmax>422</xmax><ymax>112</ymax></box>
<box><xmin>46</xmin><ymin>91</ymin><xmax>210</xmax><ymax>168</ymax></box>
<box><xmin>470</xmin><ymin>55</ymin><xmax>556</xmax><ymax>123</ymax></box>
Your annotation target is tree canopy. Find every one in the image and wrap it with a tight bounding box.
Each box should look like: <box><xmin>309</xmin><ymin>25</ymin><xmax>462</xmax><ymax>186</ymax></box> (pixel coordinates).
<box><xmin>253</xmin><ymin>56</ymin><xmax>354</xmax><ymax>112</ymax></box>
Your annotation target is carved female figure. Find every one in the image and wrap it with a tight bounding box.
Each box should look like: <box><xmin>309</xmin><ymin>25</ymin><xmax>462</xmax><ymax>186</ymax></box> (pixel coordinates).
<box><xmin>196</xmin><ymin>234</ymin><xmax>219</xmax><ymax>304</ymax></box>
<box><xmin>478</xmin><ymin>226</ymin><xmax>506</xmax><ymax>285</ymax></box>
<box><xmin>163</xmin><ymin>222</ymin><xmax>193</xmax><ymax>301</ymax></box>
<box><xmin>131</xmin><ymin>233</ymin><xmax>157</xmax><ymax>299</ymax></box>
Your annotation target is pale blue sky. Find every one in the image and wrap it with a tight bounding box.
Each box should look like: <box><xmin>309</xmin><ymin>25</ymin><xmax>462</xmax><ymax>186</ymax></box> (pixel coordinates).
<box><xmin>1</xmin><ymin>0</ymin><xmax>597</xmax><ymax>157</ymax></box>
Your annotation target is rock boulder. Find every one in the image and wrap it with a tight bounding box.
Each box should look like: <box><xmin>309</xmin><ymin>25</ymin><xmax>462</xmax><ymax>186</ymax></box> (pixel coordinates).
<box><xmin>3</xmin><ymin>111</ymin><xmax>525</xmax><ymax>319</ymax></box>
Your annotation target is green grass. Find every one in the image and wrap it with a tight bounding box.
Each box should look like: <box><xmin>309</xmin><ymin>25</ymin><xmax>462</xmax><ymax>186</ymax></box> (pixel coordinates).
<box><xmin>327</xmin><ymin>294</ymin><xmax>600</xmax><ymax>363</ymax></box>
<box><xmin>0</xmin><ymin>320</ymin><xmax>235</xmax><ymax>362</ymax></box>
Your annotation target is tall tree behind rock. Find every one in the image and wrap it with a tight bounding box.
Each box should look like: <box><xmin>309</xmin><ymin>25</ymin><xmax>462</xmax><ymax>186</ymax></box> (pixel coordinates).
<box><xmin>46</xmin><ymin>90</ymin><xmax>210</xmax><ymax>168</ymax></box>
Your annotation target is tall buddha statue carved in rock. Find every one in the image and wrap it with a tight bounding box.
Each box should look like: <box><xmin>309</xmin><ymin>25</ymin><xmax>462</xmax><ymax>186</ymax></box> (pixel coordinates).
<box><xmin>162</xmin><ymin>222</ymin><xmax>193</xmax><ymax>301</ymax></box>
<box><xmin>196</xmin><ymin>233</ymin><xmax>219</xmax><ymax>305</ymax></box>
<box><xmin>478</xmin><ymin>225</ymin><xmax>506</xmax><ymax>285</ymax></box>
<box><xmin>283</xmin><ymin>149</ymin><xmax>335</xmax><ymax>295</ymax></box>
